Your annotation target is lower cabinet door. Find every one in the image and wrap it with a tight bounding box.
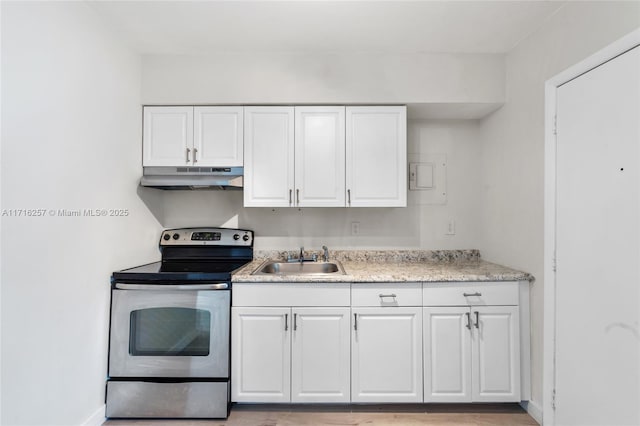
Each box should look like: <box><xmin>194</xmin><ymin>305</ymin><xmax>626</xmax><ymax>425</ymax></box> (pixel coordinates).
<box><xmin>351</xmin><ymin>307</ymin><xmax>423</xmax><ymax>402</ymax></box>
<box><xmin>291</xmin><ymin>307</ymin><xmax>351</xmax><ymax>402</ymax></box>
<box><xmin>423</xmin><ymin>307</ymin><xmax>472</xmax><ymax>402</ymax></box>
<box><xmin>471</xmin><ymin>306</ymin><xmax>520</xmax><ymax>402</ymax></box>
<box><xmin>231</xmin><ymin>307</ymin><xmax>291</xmax><ymax>402</ymax></box>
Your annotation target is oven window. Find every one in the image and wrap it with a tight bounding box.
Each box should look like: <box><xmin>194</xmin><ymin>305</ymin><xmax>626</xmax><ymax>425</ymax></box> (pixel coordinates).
<box><xmin>129</xmin><ymin>308</ymin><xmax>211</xmax><ymax>356</ymax></box>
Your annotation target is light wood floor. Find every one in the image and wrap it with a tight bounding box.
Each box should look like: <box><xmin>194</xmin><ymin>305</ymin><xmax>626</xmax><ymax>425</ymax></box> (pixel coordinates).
<box><xmin>104</xmin><ymin>403</ymin><xmax>539</xmax><ymax>426</ymax></box>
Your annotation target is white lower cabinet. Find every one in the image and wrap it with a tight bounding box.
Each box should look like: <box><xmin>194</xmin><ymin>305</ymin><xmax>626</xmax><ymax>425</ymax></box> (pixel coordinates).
<box><xmin>231</xmin><ymin>305</ymin><xmax>350</xmax><ymax>403</ymax></box>
<box><xmin>231</xmin><ymin>307</ymin><xmax>291</xmax><ymax>402</ymax></box>
<box><xmin>291</xmin><ymin>308</ymin><xmax>351</xmax><ymax>402</ymax></box>
<box><xmin>351</xmin><ymin>307</ymin><xmax>423</xmax><ymax>402</ymax></box>
<box><xmin>423</xmin><ymin>291</ymin><xmax>521</xmax><ymax>403</ymax></box>
<box><xmin>232</xmin><ymin>281</ymin><xmax>528</xmax><ymax>405</ymax></box>
<box><xmin>423</xmin><ymin>307</ymin><xmax>472</xmax><ymax>402</ymax></box>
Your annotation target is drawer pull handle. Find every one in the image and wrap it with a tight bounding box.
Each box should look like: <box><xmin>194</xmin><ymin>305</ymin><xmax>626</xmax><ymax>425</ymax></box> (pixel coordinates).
<box><xmin>463</xmin><ymin>292</ymin><xmax>482</xmax><ymax>297</ymax></box>
<box><xmin>379</xmin><ymin>293</ymin><xmax>397</xmax><ymax>299</ymax></box>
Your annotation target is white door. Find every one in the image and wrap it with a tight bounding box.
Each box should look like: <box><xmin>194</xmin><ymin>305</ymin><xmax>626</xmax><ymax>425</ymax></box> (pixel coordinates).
<box><xmin>231</xmin><ymin>307</ymin><xmax>291</xmax><ymax>402</ymax></box>
<box><xmin>555</xmin><ymin>45</ymin><xmax>640</xmax><ymax>425</ymax></box>
<box><xmin>346</xmin><ymin>106</ymin><xmax>407</xmax><ymax>207</ymax></box>
<box><xmin>294</xmin><ymin>107</ymin><xmax>346</xmax><ymax>207</ymax></box>
<box><xmin>244</xmin><ymin>107</ymin><xmax>295</xmax><ymax>207</ymax></box>
<box><xmin>193</xmin><ymin>106</ymin><xmax>243</xmax><ymax>167</ymax></box>
<box><xmin>291</xmin><ymin>308</ymin><xmax>350</xmax><ymax>402</ymax></box>
<box><xmin>352</xmin><ymin>307</ymin><xmax>422</xmax><ymax>402</ymax></box>
<box><xmin>143</xmin><ymin>106</ymin><xmax>193</xmax><ymax>166</ymax></box>
<box><xmin>471</xmin><ymin>306</ymin><xmax>520</xmax><ymax>402</ymax></box>
<box><xmin>423</xmin><ymin>307</ymin><xmax>472</xmax><ymax>402</ymax></box>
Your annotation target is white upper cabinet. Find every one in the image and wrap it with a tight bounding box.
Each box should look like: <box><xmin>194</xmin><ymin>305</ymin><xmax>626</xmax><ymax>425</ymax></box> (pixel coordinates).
<box><xmin>346</xmin><ymin>106</ymin><xmax>407</xmax><ymax>207</ymax></box>
<box><xmin>294</xmin><ymin>107</ymin><xmax>346</xmax><ymax>207</ymax></box>
<box><xmin>143</xmin><ymin>106</ymin><xmax>243</xmax><ymax>167</ymax></box>
<box><xmin>143</xmin><ymin>106</ymin><xmax>193</xmax><ymax>167</ymax></box>
<box><xmin>193</xmin><ymin>106</ymin><xmax>243</xmax><ymax>167</ymax></box>
<box><xmin>243</xmin><ymin>105</ymin><xmax>406</xmax><ymax>208</ymax></box>
<box><xmin>243</xmin><ymin>107</ymin><xmax>295</xmax><ymax>207</ymax></box>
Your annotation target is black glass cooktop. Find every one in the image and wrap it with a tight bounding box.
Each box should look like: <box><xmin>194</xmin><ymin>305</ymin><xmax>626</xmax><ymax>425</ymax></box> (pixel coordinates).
<box><xmin>112</xmin><ymin>260</ymin><xmax>251</xmax><ymax>284</ymax></box>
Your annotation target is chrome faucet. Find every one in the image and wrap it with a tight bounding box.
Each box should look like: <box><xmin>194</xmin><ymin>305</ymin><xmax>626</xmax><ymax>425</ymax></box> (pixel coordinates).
<box><xmin>322</xmin><ymin>245</ymin><xmax>329</xmax><ymax>262</ymax></box>
<box><xmin>299</xmin><ymin>246</ymin><xmax>304</xmax><ymax>263</ymax></box>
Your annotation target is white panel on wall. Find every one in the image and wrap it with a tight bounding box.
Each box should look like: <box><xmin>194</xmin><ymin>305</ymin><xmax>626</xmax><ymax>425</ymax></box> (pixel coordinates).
<box><xmin>408</xmin><ymin>154</ymin><xmax>447</xmax><ymax>205</ymax></box>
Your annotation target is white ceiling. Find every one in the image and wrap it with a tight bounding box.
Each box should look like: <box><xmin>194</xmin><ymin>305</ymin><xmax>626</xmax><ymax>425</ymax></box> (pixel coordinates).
<box><xmin>87</xmin><ymin>0</ymin><xmax>567</xmax><ymax>55</ymax></box>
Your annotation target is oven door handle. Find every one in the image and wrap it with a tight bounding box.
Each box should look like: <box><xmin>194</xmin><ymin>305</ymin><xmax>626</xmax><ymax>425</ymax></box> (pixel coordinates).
<box><xmin>114</xmin><ymin>283</ymin><xmax>229</xmax><ymax>290</ymax></box>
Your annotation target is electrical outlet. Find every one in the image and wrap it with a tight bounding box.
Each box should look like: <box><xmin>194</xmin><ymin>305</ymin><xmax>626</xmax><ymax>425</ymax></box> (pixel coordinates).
<box><xmin>351</xmin><ymin>222</ymin><xmax>360</xmax><ymax>236</ymax></box>
<box><xmin>446</xmin><ymin>219</ymin><xmax>456</xmax><ymax>235</ymax></box>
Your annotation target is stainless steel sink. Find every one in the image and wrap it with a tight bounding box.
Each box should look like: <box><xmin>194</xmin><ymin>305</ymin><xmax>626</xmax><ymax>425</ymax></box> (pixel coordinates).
<box><xmin>252</xmin><ymin>260</ymin><xmax>346</xmax><ymax>275</ymax></box>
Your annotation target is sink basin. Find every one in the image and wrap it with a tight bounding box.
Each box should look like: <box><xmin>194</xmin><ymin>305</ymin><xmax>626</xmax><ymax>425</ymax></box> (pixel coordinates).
<box><xmin>252</xmin><ymin>260</ymin><xmax>346</xmax><ymax>275</ymax></box>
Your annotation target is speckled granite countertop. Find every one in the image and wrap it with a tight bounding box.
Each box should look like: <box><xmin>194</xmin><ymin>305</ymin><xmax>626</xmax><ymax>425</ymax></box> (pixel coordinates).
<box><xmin>232</xmin><ymin>250</ymin><xmax>532</xmax><ymax>283</ymax></box>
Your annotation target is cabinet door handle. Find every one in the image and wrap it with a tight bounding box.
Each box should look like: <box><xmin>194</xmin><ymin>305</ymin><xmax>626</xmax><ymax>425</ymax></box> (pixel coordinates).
<box><xmin>474</xmin><ymin>311</ymin><xmax>479</xmax><ymax>329</ymax></box>
<box><xmin>465</xmin><ymin>312</ymin><xmax>471</xmax><ymax>330</ymax></box>
<box><xmin>186</xmin><ymin>148</ymin><xmax>191</xmax><ymax>163</ymax></box>
<box><xmin>284</xmin><ymin>313</ymin><xmax>288</xmax><ymax>331</ymax></box>
<box><xmin>193</xmin><ymin>148</ymin><xmax>198</xmax><ymax>163</ymax></box>
<box><xmin>354</xmin><ymin>313</ymin><xmax>358</xmax><ymax>331</ymax></box>
<box><xmin>293</xmin><ymin>313</ymin><xmax>297</xmax><ymax>331</ymax></box>
<box><xmin>463</xmin><ymin>292</ymin><xmax>482</xmax><ymax>297</ymax></box>
<box><xmin>347</xmin><ymin>189</ymin><xmax>351</xmax><ymax>205</ymax></box>
<box><xmin>289</xmin><ymin>189</ymin><xmax>292</xmax><ymax>205</ymax></box>
<box><xmin>296</xmin><ymin>189</ymin><xmax>300</xmax><ymax>205</ymax></box>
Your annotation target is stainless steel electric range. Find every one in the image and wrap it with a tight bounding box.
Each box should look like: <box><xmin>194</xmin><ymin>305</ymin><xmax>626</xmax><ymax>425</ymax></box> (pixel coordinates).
<box><xmin>106</xmin><ymin>227</ymin><xmax>253</xmax><ymax>419</ymax></box>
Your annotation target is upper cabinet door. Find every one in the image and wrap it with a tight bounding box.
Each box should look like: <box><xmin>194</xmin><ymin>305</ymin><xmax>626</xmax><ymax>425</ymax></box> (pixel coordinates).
<box><xmin>143</xmin><ymin>106</ymin><xmax>193</xmax><ymax>167</ymax></box>
<box><xmin>346</xmin><ymin>106</ymin><xmax>407</xmax><ymax>207</ymax></box>
<box><xmin>295</xmin><ymin>107</ymin><xmax>346</xmax><ymax>207</ymax></box>
<box><xmin>244</xmin><ymin>107</ymin><xmax>295</xmax><ymax>207</ymax></box>
<box><xmin>193</xmin><ymin>106</ymin><xmax>243</xmax><ymax>167</ymax></box>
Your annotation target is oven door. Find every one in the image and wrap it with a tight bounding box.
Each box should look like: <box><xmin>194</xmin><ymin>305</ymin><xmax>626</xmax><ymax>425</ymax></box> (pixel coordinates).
<box><xmin>108</xmin><ymin>286</ymin><xmax>230</xmax><ymax>378</ymax></box>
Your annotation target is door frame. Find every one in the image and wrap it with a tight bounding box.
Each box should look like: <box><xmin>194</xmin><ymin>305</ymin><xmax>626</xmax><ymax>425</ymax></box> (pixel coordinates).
<box><xmin>543</xmin><ymin>28</ymin><xmax>640</xmax><ymax>426</ymax></box>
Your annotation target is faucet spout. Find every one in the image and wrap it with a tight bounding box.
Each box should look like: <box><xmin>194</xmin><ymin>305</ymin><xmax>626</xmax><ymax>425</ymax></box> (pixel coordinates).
<box><xmin>299</xmin><ymin>246</ymin><xmax>304</xmax><ymax>263</ymax></box>
<box><xmin>322</xmin><ymin>245</ymin><xmax>329</xmax><ymax>262</ymax></box>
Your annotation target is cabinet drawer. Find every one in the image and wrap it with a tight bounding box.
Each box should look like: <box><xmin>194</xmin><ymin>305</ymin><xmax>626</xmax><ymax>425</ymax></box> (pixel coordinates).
<box><xmin>423</xmin><ymin>282</ymin><xmax>519</xmax><ymax>306</ymax></box>
<box><xmin>352</xmin><ymin>283</ymin><xmax>421</xmax><ymax>307</ymax></box>
<box><xmin>233</xmin><ymin>283</ymin><xmax>350</xmax><ymax>307</ymax></box>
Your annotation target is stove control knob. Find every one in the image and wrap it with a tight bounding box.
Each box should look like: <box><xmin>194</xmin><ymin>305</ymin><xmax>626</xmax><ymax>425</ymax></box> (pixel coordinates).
<box><xmin>233</xmin><ymin>234</ymin><xmax>240</xmax><ymax>240</ymax></box>
<box><xmin>172</xmin><ymin>233</ymin><xmax>180</xmax><ymax>240</ymax></box>
<box><xmin>242</xmin><ymin>234</ymin><xmax>250</xmax><ymax>242</ymax></box>
<box><xmin>163</xmin><ymin>234</ymin><xmax>171</xmax><ymax>241</ymax></box>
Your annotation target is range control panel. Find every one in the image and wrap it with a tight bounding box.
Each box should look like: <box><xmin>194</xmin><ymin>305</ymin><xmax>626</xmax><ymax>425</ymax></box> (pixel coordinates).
<box><xmin>160</xmin><ymin>227</ymin><xmax>253</xmax><ymax>247</ymax></box>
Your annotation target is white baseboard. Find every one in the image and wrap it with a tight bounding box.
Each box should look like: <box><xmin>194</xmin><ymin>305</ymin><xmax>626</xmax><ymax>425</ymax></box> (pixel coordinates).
<box><xmin>82</xmin><ymin>405</ymin><xmax>106</xmax><ymax>426</ymax></box>
<box><xmin>520</xmin><ymin>400</ymin><xmax>543</xmax><ymax>425</ymax></box>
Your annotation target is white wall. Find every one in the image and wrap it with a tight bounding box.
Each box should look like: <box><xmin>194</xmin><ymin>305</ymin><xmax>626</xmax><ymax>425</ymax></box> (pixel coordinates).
<box><xmin>158</xmin><ymin>119</ymin><xmax>482</xmax><ymax>252</ymax></box>
<box><xmin>478</xmin><ymin>1</ymin><xmax>640</xmax><ymax>417</ymax></box>
<box><xmin>141</xmin><ymin>52</ymin><xmax>504</xmax><ymax>105</ymax></box>
<box><xmin>141</xmin><ymin>53</ymin><xmax>487</xmax><ymax>251</ymax></box>
<box><xmin>1</xmin><ymin>2</ymin><xmax>162</xmax><ymax>425</ymax></box>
